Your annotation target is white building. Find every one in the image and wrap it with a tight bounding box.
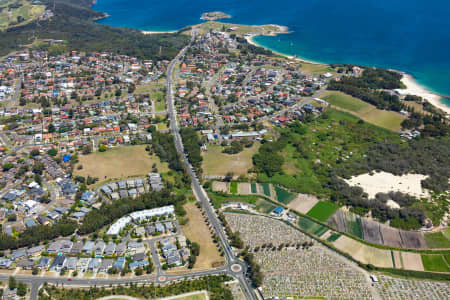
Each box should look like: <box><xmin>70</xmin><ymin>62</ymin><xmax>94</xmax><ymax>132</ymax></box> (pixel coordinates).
<box><xmin>106</xmin><ymin>205</ymin><xmax>174</xmax><ymax>235</ymax></box>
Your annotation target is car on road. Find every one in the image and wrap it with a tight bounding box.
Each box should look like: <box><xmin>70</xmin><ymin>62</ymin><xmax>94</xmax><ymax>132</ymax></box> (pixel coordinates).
<box><xmin>67</xmin><ymin>278</ymin><xmax>72</xmax><ymax>281</ymax></box>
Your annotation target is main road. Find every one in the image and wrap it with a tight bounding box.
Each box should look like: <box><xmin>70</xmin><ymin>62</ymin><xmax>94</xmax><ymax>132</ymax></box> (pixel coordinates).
<box><xmin>1</xmin><ymin>30</ymin><xmax>256</xmax><ymax>300</ymax></box>
<box><xmin>166</xmin><ymin>30</ymin><xmax>257</xmax><ymax>300</ymax></box>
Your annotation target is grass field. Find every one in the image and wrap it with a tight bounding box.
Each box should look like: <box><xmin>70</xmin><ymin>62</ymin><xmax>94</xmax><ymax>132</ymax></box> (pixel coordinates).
<box><xmin>444</xmin><ymin>254</ymin><xmax>450</xmax><ymax>265</ymax></box>
<box><xmin>230</xmin><ymin>182</ymin><xmax>238</xmax><ymax>194</ymax></box>
<box><xmin>306</xmin><ymin>201</ymin><xmax>340</xmax><ymax>222</ymax></box>
<box><xmin>443</xmin><ymin>227</ymin><xmax>450</xmax><ymax>240</ymax></box>
<box><xmin>74</xmin><ymin>145</ymin><xmax>168</xmax><ymax>184</ymax></box>
<box><xmin>274</xmin><ymin>185</ymin><xmax>296</xmax><ymax>204</ymax></box>
<box><xmin>0</xmin><ymin>0</ymin><xmax>45</xmax><ymax>30</ymax></box>
<box><xmin>298</xmin><ymin>217</ymin><xmax>328</xmax><ymax>237</ymax></box>
<box><xmin>424</xmin><ymin>232</ymin><xmax>450</xmax><ymax>249</ymax></box>
<box><xmin>421</xmin><ymin>255</ymin><xmax>450</xmax><ymax>273</ymax></box>
<box><xmin>202</xmin><ymin>143</ymin><xmax>260</xmax><ymax>176</ymax></box>
<box><xmin>299</xmin><ymin>62</ymin><xmax>336</xmax><ymax>74</ymax></box>
<box><xmin>181</xmin><ymin>202</ymin><xmax>225</xmax><ymax>269</ymax></box>
<box><xmin>322</xmin><ymin>91</ymin><xmax>406</xmax><ymax>132</ymax></box>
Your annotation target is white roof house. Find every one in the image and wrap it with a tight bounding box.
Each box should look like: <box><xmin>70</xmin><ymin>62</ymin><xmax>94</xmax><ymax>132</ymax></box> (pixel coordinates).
<box><xmin>106</xmin><ymin>205</ymin><xmax>174</xmax><ymax>235</ymax></box>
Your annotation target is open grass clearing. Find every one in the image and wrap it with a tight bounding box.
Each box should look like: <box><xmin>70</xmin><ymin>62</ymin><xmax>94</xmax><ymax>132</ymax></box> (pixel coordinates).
<box><xmin>299</xmin><ymin>62</ymin><xmax>336</xmax><ymax>74</ymax></box>
<box><xmin>322</xmin><ymin>91</ymin><xmax>406</xmax><ymax>131</ymax></box>
<box><xmin>421</xmin><ymin>254</ymin><xmax>450</xmax><ymax>273</ymax></box>
<box><xmin>181</xmin><ymin>202</ymin><xmax>225</xmax><ymax>269</ymax></box>
<box><xmin>202</xmin><ymin>143</ymin><xmax>260</xmax><ymax>176</ymax></box>
<box><xmin>74</xmin><ymin>145</ymin><xmax>168</xmax><ymax>185</ymax></box>
<box><xmin>424</xmin><ymin>232</ymin><xmax>450</xmax><ymax>249</ymax></box>
<box><xmin>261</xmin><ymin>109</ymin><xmax>401</xmax><ymax>196</ymax></box>
<box><xmin>0</xmin><ymin>0</ymin><xmax>45</xmax><ymax>30</ymax></box>
<box><xmin>306</xmin><ymin>201</ymin><xmax>340</xmax><ymax>222</ymax></box>
<box><xmin>443</xmin><ymin>227</ymin><xmax>450</xmax><ymax>240</ymax></box>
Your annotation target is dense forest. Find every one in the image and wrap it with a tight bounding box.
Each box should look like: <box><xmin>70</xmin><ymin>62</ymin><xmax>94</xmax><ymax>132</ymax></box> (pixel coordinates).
<box><xmin>180</xmin><ymin>127</ymin><xmax>203</xmax><ymax>172</ymax></box>
<box><xmin>39</xmin><ymin>275</ymin><xmax>234</xmax><ymax>300</ymax></box>
<box><xmin>0</xmin><ymin>0</ymin><xmax>189</xmax><ymax>59</ymax></box>
<box><xmin>0</xmin><ymin>218</ymin><xmax>77</xmax><ymax>251</ymax></box>
<box><xmin>327</xmin><ymin>68</ymin><xmax>404</xmax><ymax>111</ymax></box>
<box><xmin>252</xmin><ymin>109</ymin><xmax>449</xmax><ymax>229</ymax></box>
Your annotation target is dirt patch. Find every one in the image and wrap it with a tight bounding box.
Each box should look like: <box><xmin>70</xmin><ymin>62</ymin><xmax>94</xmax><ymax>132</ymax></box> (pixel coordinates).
<box><xmin>333</xmin><ymin>235</ymin><xmax>393</xmax><ymax>268</ymax></box>
<box><xmin>379</xmin><ymin>224</ymin><xmax>403</xmax><ymax>248</ymax></box>
<box><xmin>392</xmin><ymin>251</ymin><xmax>403</xmax><ymax>269</ymax></box>
<box><xmin>399</xmin><ymin>230</ymin><xmax>427</xmax><ymax>249</ymax></box>
<box><xmin>181</xmin><ymin>202</ymin><xmax>225</xmax><ymax>269</ymax></box>
<box><xmin>212</xmin><ymin>181</ymin><xmax>228</xmax><ymax>193</ymax></box>
<box><xmin>287</xmin><ymin>193</ymin><xmax>319</xmax><ymax>214</ymax></box>
<box><xmin>361</xmin><ymin>218</ymin><xmax>383</xmax><ymax>245</ymax></box>
<box><xmin>238</xmin><ymin>183</ymin><xmax>251</xmax><ymax>195</ymax></box>
<box><xmin>401</xmin><ymin>252</ymin><xmax>424</xmax><ymax>271</ymax></box>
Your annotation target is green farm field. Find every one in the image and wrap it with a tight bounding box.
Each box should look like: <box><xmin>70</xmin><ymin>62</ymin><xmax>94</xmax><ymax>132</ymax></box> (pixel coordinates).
<box><xmin>306</xmin><ymin>201</ymin><xmax>340</xmax><ymax>222</ymax></box>
<box><xmin>298</xmin><ymin>217</ymin><xmax>328</xmax><ymax>237</ymax></box>
<box><xmin>424</xmin><ymin>232</ymin><xmax>450</xmax><ymax>249</ymax></box>
<box><xmin>421</xmin><ymin>255</ymin><xmax>450</xmax><ymax>273</ymax></box>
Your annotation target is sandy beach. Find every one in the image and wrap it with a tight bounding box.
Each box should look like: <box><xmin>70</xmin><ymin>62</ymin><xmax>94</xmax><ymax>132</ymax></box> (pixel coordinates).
<box><xmin>397</xmin><ymin>74</ymin><xmax>450</xmax><ymax>115</ymax></box>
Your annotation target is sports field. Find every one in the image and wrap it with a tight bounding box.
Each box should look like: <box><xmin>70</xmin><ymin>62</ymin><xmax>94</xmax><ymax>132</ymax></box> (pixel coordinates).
<box><xmin>202</xmin><ymin>143</ymin><xmax>260</xmax><ymax>176</ymax></box>
<box><xmin>181</xmin><ymin>202</ymin><xmax>225</xmax><ymax>269</ymax></box>
<box><xmin>322</xmin><ymin>91</ymin><xmax>406</xmax><ymax>131</ymax></box>
<box><xmin>74</xmin><ymin>145</ymin><xmax>168</xmax><ymax>184</ymax></box>
<box><xmin>306</xmin><ymin>201</ymin><xmax>340</xmax><ymax>222</ymax></box>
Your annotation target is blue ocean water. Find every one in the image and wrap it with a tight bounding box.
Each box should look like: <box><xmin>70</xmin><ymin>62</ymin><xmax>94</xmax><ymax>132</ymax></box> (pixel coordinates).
<box><xmin>93</xmin><ymin>0</ymin><xmax>450</xmax><ymax>107</ymax></box>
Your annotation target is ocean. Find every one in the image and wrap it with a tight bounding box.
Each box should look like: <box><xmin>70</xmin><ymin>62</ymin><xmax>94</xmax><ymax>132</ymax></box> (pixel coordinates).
<box><xmin>93</xmin><ymin>0</ymin><xmax>450</xmax><ymax>107</ymax></box>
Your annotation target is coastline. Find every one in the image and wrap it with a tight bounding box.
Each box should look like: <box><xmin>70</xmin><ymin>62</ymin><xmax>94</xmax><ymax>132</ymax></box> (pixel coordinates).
<box><xmin>142</xmin><ymin>30</ymin><xmax>178</xmax><ymax>34</ymax></box>
<box><xmin>247</xmin><ymin>33</ymin><xmax>450</xmax><ymax>115</ymax></box>
<box><xmin>397</xmin><ymin>74</ymin><xmax>450</xmax><ymax>115</ymax></box>
<box><xmin>245</xmin><ymin>34</ymin><xmax>322</xmax><ymax>66</ymax></box>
